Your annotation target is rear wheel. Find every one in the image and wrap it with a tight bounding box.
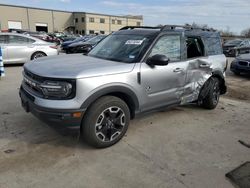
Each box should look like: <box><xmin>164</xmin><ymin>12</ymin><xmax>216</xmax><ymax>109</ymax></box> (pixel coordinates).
<box><xmin>201</xmin><ymin>77</ymin><xmax>220</xmax><ymax>109</ymax></box>
<box><xmin>82</xmin><ymin>96</ymin><xmax>130</xmax><ymax>148</ymax></box>
<box><xmin>31</xmin><ymin>52</ymin><xmax>46</xmax><ymax>60</ymax></box>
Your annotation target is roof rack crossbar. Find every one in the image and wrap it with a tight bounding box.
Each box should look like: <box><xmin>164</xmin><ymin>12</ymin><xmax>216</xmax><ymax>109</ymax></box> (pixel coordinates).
<box><xmin>160</xmin><ymin>25</ymin><xmax>216</xmax><ymax>32</ymax></box>
<box><xmin>119</xmin><ymin>26</ymin><xmax>162</xmax><ymax>31</ymax></box>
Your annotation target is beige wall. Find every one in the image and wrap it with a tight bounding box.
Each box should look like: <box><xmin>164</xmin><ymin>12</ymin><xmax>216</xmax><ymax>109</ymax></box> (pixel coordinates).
<box><xmin>0</xmin><ymin>5</ymin><xmax>143</xmax><ymax>34</ymax></box>
<box><xmin>0</xmin><ymin>6</ymin><xmax>29</xmax><ymax>30</ymax></box>
<box><xmin>53</xmin><ymin>11</ymin><xmax>73</xmax><ymax>32</ymax></box>
<box><xmin>27</xmin><ymin>9</ymin><xmax>53</xmax><ymax>32</ymax></box>
<box><xmin>85</xmin><ymin>14</ymin><xmax>111</xmax><ymax>34</ymax></box>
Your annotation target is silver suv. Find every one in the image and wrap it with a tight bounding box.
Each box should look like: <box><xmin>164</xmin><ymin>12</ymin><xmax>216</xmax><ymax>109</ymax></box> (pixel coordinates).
<box><xmin>20</xmin><ymin>25</ymin><xmax>227</xmax><ymax>148</ymax></box>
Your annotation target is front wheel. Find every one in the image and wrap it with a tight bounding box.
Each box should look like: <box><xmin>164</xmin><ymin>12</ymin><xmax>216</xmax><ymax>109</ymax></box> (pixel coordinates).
<box><xmin>82</xmin><ymin>96</ymin><xmax>130</xmax><ymax>148</ymax></box>
<box><xmin>201</xmin><ymin>77</ymin><xmax>220</xmax><ymax>109</ymax></box>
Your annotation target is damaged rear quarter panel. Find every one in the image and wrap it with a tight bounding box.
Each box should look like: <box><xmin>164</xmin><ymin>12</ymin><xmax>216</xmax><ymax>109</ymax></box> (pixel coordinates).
<box><xmin>181</xmin><ymin>54</ymin><xmax>226</xmax><ymax>104</ymax></box>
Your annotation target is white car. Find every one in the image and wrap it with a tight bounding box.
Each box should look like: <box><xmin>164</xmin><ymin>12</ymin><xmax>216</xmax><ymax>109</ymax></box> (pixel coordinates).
<box><xmin>0</xmin><ymin>33</ymin><xmax>59</xmax><ymax>64</ymax></box>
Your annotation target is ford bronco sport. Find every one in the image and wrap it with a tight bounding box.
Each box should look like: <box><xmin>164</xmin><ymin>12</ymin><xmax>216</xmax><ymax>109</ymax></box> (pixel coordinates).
<box><xmin>20</xmin><ymin>25</ymin><xmax>227</xmax><ymax>148</ymax></box>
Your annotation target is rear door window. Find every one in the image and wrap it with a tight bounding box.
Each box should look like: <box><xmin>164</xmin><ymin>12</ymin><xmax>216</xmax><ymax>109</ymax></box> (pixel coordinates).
<box><xmin>0</xmin><ymin>35</ymin><xmax>7</xmax><ymax>44</ymax></box>
<box><xmin>186</xmin><ymin>37</ymin><xmax>205</xmax><ymax>59</ymax></box>
<box><xmin>8</xmin><ymin>35</ymin><xmax>29</xmax><ymax>44</ymax></box>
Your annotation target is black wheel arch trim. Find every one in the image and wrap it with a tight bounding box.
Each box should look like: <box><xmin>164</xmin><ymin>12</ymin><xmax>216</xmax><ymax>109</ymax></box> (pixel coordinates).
<box><xmin>31</xmin><ymin>51</ymin><xmax>47</xmax><ymax>60</ymax></box>
<box><xmin>80</xmin><ymin>86</ymin><xmax>140</xmax><ymax>118</ymax></box>
<box><xmin>212</xmin><ymin>70</ymin><xmax>227</xmax><ymax>94</ymax></box>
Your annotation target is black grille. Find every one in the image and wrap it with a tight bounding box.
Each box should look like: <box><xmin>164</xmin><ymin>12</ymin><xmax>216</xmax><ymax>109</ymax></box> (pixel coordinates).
<box><xmin>21</xmin><ymin>86</ymin><xmax>35</xmax><ymax>102</ymax></box>
<box><xmin>238</xmin><ymin>61</ymin><xmax>249</xmax><ymax>66</ymax></box>
<box><xmin>23</xmin><ymin>69</ymin><xmax>44</xmax><ymax>97</ymax></box>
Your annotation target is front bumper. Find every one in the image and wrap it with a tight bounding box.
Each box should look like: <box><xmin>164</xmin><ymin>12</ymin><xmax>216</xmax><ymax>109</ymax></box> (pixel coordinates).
<box><xmin>19</xmin><ymin>86</ymin><xmax>84</xmax><ymax>132</ymax></box>
<box><xmin>230</xmin><ymin>63</ymin><xmax>250</xmax><ymax>73</ymax></box>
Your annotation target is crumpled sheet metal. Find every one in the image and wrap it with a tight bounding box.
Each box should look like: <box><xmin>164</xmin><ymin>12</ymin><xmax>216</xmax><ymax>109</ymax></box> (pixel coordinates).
<box><xmin>180</xmin><ymin>59</ymin><xmax>213</xmax><ymax>104</ymax></box>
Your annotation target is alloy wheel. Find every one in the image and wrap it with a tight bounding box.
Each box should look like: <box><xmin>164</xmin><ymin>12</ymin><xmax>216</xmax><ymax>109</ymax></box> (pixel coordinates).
<box><xmin>95</xmin><ymin>106</ymin><xmax>126</xmax><ymax>142</ymax></box>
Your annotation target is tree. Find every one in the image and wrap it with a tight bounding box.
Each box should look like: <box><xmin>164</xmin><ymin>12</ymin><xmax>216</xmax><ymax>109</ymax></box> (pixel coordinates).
<box><xmin>241</xmin><ymin>28</ymin><xmax>250</xmax><ymax>37</ymax></box>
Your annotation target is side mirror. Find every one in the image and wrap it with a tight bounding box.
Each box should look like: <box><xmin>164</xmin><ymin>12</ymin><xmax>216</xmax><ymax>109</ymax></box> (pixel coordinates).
<box><xmin>146</xmin><ymin>54</ymin><xmax>169</xmax><ymax>66</ymax></box>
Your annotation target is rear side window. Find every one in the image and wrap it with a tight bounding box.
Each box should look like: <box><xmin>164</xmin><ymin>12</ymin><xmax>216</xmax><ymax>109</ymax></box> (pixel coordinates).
<box><xmin>204</xmin><ymin>37</ymin><xmax>222</xmax><ymax>55</ymax></box>
<box><xmin>0</xmin><ymin>35</ymin><xmax>6</xmax><ymax>44</ymax></box>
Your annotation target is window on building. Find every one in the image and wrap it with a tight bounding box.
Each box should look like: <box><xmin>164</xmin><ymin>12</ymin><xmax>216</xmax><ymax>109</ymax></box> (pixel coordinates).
<box><xmin>100</xmin><ymin>18</ymin><xmax>105</xmax><ymax>23</ymax></box>
<box><xmin>117</xmin><ymin>20</ymin><xmax>122</xmax><ymax>25</ymax></box>
<box><xmin>89</xmin><ymin>17</ymin><xmax>95</xmax><ymax>23</ymax></box>
<box><xmin>89</xmin><ymin>30</ymin><xmax>95</xmax><ymax>34</ymax></box>
<box><xmin>100</xmin><ymin>31</ymin><xmax>105</xmax><ymax>34</ymax></box>
<box><xmin>112</xmin><ymin>19</ymin><xmax>115</xmax><ymax>24</ymax></box>
<box><xmin>82</xmin><ymin>17</ymin><xmax>85</xmax><ymax>22</ymax></box>
<box><xmin>82</xmin><ymin>30</ymin><xmax>85</xmax><ymax>35</ymax></box>
<box><xmin>76</xmin><ymin>30</ymin><xmax>79</xmax><ymax>34</ymax></box>
<box><xmin>137</xmin><ymin>22</ymin><xmax>141</xmax><ymax>26</ymax></box>
<box><xmin>75</xmin><ymin>18</ymin><xmax>78</xmax><ymax>23</ymax></box>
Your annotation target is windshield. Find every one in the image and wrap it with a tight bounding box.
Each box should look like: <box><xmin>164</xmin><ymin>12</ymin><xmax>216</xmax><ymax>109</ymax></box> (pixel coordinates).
<box><xmin>89</xmin><ymin>34</ymin><xmax>154</xmax><ymax>63</ymax></box>
<box><xmin>87</xmin><ymin>35</ymin><xmax>106</xmax><ymax>45</ymax></box>
<box><xmin>225</xmin><ymin>40</ymin><xmax>242</xmax><ymax>46</ymax></box>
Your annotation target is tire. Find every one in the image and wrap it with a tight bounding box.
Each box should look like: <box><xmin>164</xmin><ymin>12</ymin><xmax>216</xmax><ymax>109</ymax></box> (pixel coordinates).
<box><xmin>233</xmin><ymin>70</ymin><xmax>241</xmax><ymax>75</ymax></box>
<box><xmin>201</xmin><ymin>77</ymin><xmax>220</xmax><ymax>110</ymax></box>
<box><xmin>31</xmin><ymin>52</ymin><xmax>46</xmax><ymax>60</ymax></box>
<box><xmin>82</xmin><ymin>96</ymin><xmax>130</xmax><ymax>148</ymax></box>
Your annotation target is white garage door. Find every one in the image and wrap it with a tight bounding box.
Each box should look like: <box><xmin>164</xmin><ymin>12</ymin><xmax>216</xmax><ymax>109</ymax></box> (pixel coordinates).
<box><xmin>8</xmin><ymin>21</ymin><xmax>22</xmax><ymax>29</ymax></box>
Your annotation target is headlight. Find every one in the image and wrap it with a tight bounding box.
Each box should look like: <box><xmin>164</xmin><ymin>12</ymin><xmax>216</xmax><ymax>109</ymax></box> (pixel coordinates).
<box><xmin>40</xmin><ymin>80</ymin><xmax>75</xmax><ymax>99</ymax></box>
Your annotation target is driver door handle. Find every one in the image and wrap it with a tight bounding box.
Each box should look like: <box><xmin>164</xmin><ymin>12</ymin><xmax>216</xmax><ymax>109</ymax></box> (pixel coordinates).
<box><xmin>173</xmin><ymin>68</ymin><xmax>184</xmax><ymax>73</ymax></box>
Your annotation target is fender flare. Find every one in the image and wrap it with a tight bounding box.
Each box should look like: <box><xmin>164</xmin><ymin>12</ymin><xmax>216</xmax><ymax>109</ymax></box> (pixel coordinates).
<box><xmin>80</xmin><ymin>85</ymin><xmax>140</xmax><ymax>115</ymax></box>
<box><xmin>212</xmin><ymin>70</ymin><xmax>227</xmax><ymax>94</ymax></box>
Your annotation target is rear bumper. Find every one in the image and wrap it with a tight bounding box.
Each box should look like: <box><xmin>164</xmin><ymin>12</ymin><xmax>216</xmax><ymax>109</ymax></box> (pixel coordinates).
<box><xmin>19</xmin><ymin>86</ymin><xmax>84</xmax><ymax>132</ymax></box>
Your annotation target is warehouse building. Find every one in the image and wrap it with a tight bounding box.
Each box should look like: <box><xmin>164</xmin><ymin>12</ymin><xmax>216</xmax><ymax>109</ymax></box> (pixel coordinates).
<box><xmin>0</xmin><ymin>4</ymin><xmax>143</xmax><ymax>34</ymax></box>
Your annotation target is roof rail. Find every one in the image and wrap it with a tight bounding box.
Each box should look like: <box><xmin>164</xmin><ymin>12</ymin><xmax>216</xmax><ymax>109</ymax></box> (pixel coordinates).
<box><xmin>119</xmin><ymin>26</ymin><xmax>162</xmax><ymax>31</ymax></box>
<box><xmin>160</xmin><ymin>25</ymin><xmax>216</xmax><ymax>32</ymax></box>
<box><xmin>119</xmin><ymin>25</ymin><xmax>216</xmax><ymax>32</ymax></box>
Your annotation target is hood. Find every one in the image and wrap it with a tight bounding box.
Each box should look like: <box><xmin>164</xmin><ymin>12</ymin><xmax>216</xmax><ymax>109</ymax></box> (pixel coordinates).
<box><xmin>237</xmin><ymin>53</ymin><xmax>250</xmax><ymax>61</ymax></box>
<box><xmin>223</xmin><ymin>44</ymin><xmax>236</xmax><ymax>48</ymax></box>
<box><xmin>24</xmin><ymin>54</ymin><xmax>135</xmax><ymax>79</ymax></box>
<box><xmin>69</xmin><ymin>41</ymin><xmax>92</xmax><ymax>47</ymax></box>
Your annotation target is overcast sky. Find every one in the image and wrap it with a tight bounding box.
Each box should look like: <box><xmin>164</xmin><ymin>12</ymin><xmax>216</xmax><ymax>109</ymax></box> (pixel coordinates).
<box><xmin>0</xmin><ymin>0</ymin><xmax>249</xmax><ymax>34</ymax></box>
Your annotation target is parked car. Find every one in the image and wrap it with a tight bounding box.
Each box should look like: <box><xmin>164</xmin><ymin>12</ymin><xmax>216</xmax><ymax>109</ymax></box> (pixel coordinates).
<box><xmin>0</xmin><ymin>33</ymin><xmax>59</xmax><ymax>64</ymax></box>
<box><xmin>230</xmin><ymin>53</ymin><xmax>250</xmax><ymax>75</ymax></box>
<box><xmin>223</xmin><ymin>39</ymin><xmax>250</xmax><ymax>57</ymax></box>
<box><xmin>20</xmin><ymin>25</ymin><xmax>227</xmax><ymax>148</ymax></box>
<box><xmin>23</xmin><ymin>31</ymin><xmax>61</xmax><ymax>45</ymax></box>
<box><xmin>66</xmin><ymin>35</ymin><xmax>106</xmax><ymax>54</ymax></box>
<box><xmin>61</xmin><ymin>35</ymin><xmax>94</xmax><ymax>52</ymax></box>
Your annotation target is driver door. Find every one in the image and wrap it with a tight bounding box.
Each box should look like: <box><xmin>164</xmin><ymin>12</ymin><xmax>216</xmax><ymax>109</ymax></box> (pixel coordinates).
<box><xmin>140</xmin><ymin>34</ymin><xmax>188</xmax><ymax>111</ymax></box>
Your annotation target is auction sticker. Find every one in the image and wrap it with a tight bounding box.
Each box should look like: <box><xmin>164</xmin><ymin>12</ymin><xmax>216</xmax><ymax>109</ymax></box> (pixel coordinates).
<box><xmin>125</xmin><ymin>40</ymin><xmax>144</xmax><ymax>45</ymax></box>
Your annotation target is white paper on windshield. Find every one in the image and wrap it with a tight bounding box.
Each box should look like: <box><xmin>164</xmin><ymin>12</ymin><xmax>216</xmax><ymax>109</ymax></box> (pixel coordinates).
<box><xmin>125</xmin><ymin>40</ymin><xmax>144</xmax><ymax>45</ymax></box>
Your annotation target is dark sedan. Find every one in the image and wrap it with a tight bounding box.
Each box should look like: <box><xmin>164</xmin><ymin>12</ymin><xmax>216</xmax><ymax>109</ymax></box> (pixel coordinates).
<box><xmin>230</xmin><ymin>53</ymin><xmax>250</xmax><ymax>75</ymax></box>
<box><xmin>66</xmin><ymin>35</ymin><xmax>106</xmax><ymax>54</ymax></box>
<box><xmin>223</xmin><ymin>39</ymin><xmax>250</xmax><ymax>57</ymax></box>
<box><xmin>61</xmin><ymin>35</ymin><xmax>94</xmax><ymax>52</ymax></box>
